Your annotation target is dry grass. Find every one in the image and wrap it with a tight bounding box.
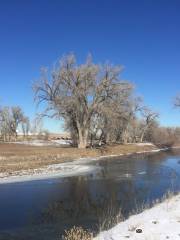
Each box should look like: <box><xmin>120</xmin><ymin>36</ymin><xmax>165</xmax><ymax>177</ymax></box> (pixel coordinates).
<box><xmin>130</xmin><ymin>190</ymin><xmax>177</xmax><ymax>217</ymax></box>
<box><xmin>97</xmin><ymin>201</ymin><xmax>124</xmax><ymax>232</ymax></box>
<box><xmin>0</xmin><ymin>142</ymin><xmax>157</xmax><ymax>174</ymax></box>
<box><xmin>62</xmin><ymin>226</ymin><xmax>93</xmax><ymax>240</ymax></box>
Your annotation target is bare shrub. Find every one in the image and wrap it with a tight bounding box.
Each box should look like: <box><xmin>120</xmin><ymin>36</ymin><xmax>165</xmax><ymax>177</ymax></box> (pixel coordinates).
<box><xmin>62</xmin><ymin>226</ymin><xmax>93</xmax><ymax>240</ymax></box>
<box><xmin>150</xmin><ymin>127</ymin><xmax>177</xmax><ymax>148</ymax></box>
<box><xmin>40</xmin><ymin>130</ymin><xmax>50</xmax><ymax>141</ymax></box>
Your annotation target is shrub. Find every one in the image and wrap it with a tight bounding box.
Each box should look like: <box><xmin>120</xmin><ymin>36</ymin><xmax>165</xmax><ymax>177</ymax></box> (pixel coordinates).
<box><xmin>149</xmin><ymin>127</ymin><xmax>177</xmax><ymax>148</ymax></box>
<box><xmin>62</xmin><ymin>226</ymin><xmax>93</xmax><ymax>240</ymax></box>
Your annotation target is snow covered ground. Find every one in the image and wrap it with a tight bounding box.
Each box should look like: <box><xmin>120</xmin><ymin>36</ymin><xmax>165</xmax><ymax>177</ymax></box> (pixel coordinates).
<box><xmin>95</xmin><ymin>194</ymin><xmax>180</xmax><ymax>240</ymax></box>
<box><xmin>13</xmin><ymin>140</ymin><xmax>155</xmax><ymax>147</ymax></box>
<box><xmin>12</xmin><ymin>139</ymin><xmax>71</xmax><ymax>146</ymax></box>
<box><xmin>0</xmin><ymin>159</ymin><xmax>101</xmax><ymax>184</ymax></box>
<box><xmin>133</xmin><ymin>142</ymin><xmax>154</xmax><ymax>146</ymax></box>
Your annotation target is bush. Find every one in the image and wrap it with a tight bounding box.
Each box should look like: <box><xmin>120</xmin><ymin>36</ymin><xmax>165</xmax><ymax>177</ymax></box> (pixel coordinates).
<box><xmin>62</xmin><ymin>226</ymin><xmax>93</xmax><ymax>240</ymax></box>
<box><xmin>149</xmin><ymin>127</ymin><xmax>177</xmax><ymax>148</ymax></box>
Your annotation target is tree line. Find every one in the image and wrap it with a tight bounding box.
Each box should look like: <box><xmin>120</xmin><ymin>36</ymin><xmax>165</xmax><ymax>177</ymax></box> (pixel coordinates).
<box><xmin>0</xmin><ymin>106</ymin><xmax>48</xmax><ymax>141</ymax></box>
<box><xmin>0</xmin><ymin>106</ymin><xmax>29</xmax><ymax>141</ymax></box>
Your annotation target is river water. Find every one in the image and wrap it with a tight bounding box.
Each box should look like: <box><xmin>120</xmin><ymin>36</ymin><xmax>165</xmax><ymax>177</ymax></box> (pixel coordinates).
<box><xmin>0</xmin><ymin>149</ymin><xmax>180</xmax><ymax>239</ymax></box>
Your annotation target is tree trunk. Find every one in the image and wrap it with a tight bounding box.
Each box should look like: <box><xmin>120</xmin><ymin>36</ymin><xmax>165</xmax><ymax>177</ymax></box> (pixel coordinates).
<box><xmin>122</xmin><ymin>128</ymin><xmax>128</xmax><ymax>144</ymax></box>
<box><xmin>140</xmin><ymin>126</ymin><xmax>148</xmax><ymax>142</ymax></box>
<box><xmin>78</xmin><ymin>128</ymin><xmax>89</xmax><ymax>149</ymax></box>
<box><xmin>140</xmin><ymin>131</ymin><xmax>146</xmax><ymax>143</ymax></box>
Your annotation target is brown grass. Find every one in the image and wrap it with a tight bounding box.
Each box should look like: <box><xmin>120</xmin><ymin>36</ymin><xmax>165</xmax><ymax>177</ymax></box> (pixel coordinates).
<box><xmin>62</xmin><ymin>226</ymin><xmax>93</xmax><ymax>240</ymax></box>
<box><xmin>0</xmin><ymin>143</ymin><xmax>157</xmax><ymax>174</ymax></box>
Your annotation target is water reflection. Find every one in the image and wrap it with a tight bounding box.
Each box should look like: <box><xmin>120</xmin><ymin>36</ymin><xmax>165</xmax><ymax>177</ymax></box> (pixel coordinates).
<box><xmin>0</xmin><ymin>149</ymin><xmax>180</xmax><ymax>239</ymax></box>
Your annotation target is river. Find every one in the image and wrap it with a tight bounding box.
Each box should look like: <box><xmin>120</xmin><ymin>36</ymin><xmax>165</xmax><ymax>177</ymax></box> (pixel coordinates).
<box><xmin>0</xmin><ymin>149</ymin><xmax>180</xmax><ymax>239</ymax></box>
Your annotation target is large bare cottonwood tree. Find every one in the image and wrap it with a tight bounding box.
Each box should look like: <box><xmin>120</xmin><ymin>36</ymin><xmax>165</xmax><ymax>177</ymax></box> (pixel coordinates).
<box><xmin>34</xmin><ymin>54</ymin><xmax>133</xmax><ymax>148</ymax></box>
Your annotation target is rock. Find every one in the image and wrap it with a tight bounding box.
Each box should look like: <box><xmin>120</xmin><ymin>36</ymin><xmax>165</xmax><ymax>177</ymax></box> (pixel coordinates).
<box><xmin>136</xmin><ymin>229</ymin><xmax>142</xmax><ymax>233</ymax></box>
<box><xmin>152</xmin><ymin>220</ymin><xmax>158</xmax><ymax>224</ymax></box>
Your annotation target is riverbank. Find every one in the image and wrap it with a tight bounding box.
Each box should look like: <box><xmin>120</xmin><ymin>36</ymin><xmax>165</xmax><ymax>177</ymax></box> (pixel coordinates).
<box><xmin>0</xmin><ymin>142</ymin><xmax>157</xmax><ymax>171</ymax></box>
<box><xmin>95</xmin><ymin>193</ymin><xmax>180</xmax><ymax>240</ymax></box>
<box><xmin>0</xmin><ymin>141</ymin><xmax>169</xmax><ymax>184</ymax></box>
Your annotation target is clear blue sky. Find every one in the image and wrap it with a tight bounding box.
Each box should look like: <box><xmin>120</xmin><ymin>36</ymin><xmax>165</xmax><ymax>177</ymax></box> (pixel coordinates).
<box><xmin>0</xmin><ymin>0</ymin><xmax>180</xmax><ymax>132</ymax></box>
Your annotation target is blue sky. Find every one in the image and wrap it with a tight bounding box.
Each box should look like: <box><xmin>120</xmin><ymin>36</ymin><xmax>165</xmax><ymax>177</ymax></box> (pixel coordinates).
<box><xmin>0</xmin><ymin>0</ymin><xmax>180</xmax><ymax>132</ymax></box>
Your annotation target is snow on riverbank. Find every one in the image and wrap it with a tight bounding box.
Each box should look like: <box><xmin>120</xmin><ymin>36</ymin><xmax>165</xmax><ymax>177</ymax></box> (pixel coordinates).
<box><xmin>95</xmin><ymin>194</ymin><xmax>180</xmax><ymax>240</ymax></box>
<box><xmin>11</xmin><ymin>140</ymin><xmax>156</xmax><ymax>147</ymax></box>
<box><xmin>132</xmin><ymin>142</ymin><xmax>154</xmax><ymax>146</ymax></box>
<box><xmin>11</xmin><ymin>139</ymin><xmax>71</xmax><ymax>146</ymax></box>
<box><xmin>0</xmin><ymin>160</ymin><xmax>101</xmax><ymax>184</ymax></box>
<box><xmin>0</xmin><ymin>146</ymin><xmax>172</xmax><ymax>184</ymax></box>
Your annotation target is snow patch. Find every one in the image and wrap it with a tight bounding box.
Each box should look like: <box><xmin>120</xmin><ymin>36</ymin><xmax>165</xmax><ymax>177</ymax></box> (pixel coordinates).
<box><xmin>133</xmin><ymin>142</ymin><xmax>154</xmax><ymax>146</ymax></box>
<box><xmin>11</xmin><ymin>139</ymin><xmax>71</xmax><ymax>146</ymax></box>
<box><xmin>95</xmin><ymin>194</ymin><xmax>180</xmax><ymax>240</ymax></box>
<box><xmin>0</xmin><ymin>161</ymin><xmax>101</xmax><ymax>184</ymax></box>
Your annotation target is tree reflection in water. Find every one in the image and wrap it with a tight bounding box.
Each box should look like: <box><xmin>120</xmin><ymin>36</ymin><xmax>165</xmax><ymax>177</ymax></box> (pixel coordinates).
<box><xmin>1</xmin><ymin>150</ymin><xmax>180</xmax><ymax>239</ymax></box>
<box><xmin>35</xmin><ymin>150</ymin><xmax>180</xmax><ymax>235</ymax></box>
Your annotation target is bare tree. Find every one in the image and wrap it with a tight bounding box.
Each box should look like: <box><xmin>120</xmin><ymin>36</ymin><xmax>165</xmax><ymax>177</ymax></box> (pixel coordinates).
<box><xmin>11</xmin><ymin>106</ymin><xmax>24</xmax><ymax>139</ymax></box>
<box><xmin>139</xmin><ymin>107</ymin><xmax>159</xmax><ymax>142</ymax></box>
<box><xmin>21</xmin><ymin>117</ymin><xmax>30</xmax><ymax>138</ymax></box>
<box><xmin>0</xmin><ymin>107</ymin><xmax>12</xmax><ymax>141</ymax></box>
<box><xmin>34</xmin><ymin>54</ymin><xmax>133</xmax><ymax>148</ymax></box>
<box><xmin>31</xmin><ymin>117</ymin><xmax>43</xmax><ymax>136</ymax></box>
<box><xmin>95</xmin><ymin>96</ymin><xmax>143</xmax><ymax>144</ymax></box>
<box><xmin>116</xmin><ymin>97</ymin><xmax>143</xmax><ymax>144</ymax></box>
<box><xmin>0</xmin><ymin>106</ymin><xmax>25</xmax><ymax>141</ymax></box>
